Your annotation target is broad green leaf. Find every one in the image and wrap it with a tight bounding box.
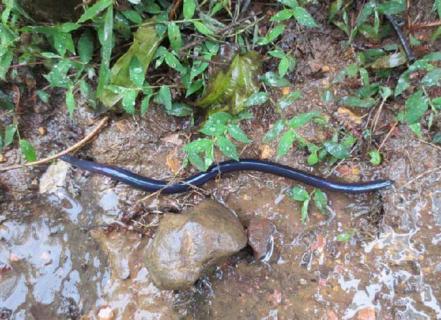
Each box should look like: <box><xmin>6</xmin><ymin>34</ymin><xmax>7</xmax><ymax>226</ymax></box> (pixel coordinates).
<box><xmin>340</xmin><ymin>96</ymin><xmax>376</xmax><ymax>108</ymax></box>
<box><xmin>141</xmin><ymin>94</ymin><xmax>153</xmax><ymax>115</ymax></box>
<box><xmin>313</xmin><ymin>189</ymin><xmax>327</xmax><ymax>214</ymax></box>
<box><xmin>268</xmin><ymin>49</ymin><xmax>286</xmax><ymax>59</ymax></box>
<box><xmin>279</xmin><ymin>55</ymin><xmax>296</xmax><ymax>77</ymax></box>
<box><xmin>4</xmin><ymin>124</ymin><xmax>16</xmax><ymax>147</ymax></box>
<box><xmin>121</xmin><ymin>10</ymin><xmax>142</xmax><ymax>24</ymax></box>
<box><xmin>166</xmin><ymin>102</ymin><xmax>193</xmax><ymax>117</ymax></box>
<box><xmin>96</xmin><ymin>6</ymin><xmax>114</xmax><ymax>99</ymax></box>
<box><xmin>193</xmin><ymin>21</ymin><xmax>214</xmax><ymax>36</ymax></box>
<box><xmin>336</xmin><ymin>231</ymin><xmax>353</xmax><ymax>242</ymax></box>
<box><xmin>408</xmin><ymin>122</ymin><xmax>422</xmax><ymax>137</ymax></box>
<box><xmin>432</xmin><ymin>132</ymin><xmax>441</xmax><ymax>145</ymax></box>
<box><xmin>288</xmin><ymin>111</ymin><xmax>319</xmax><ymax>129</ymax></box>
<box><xmin>99</xmin><ymin>20</ymin><xmax>162</xmax><ymax>107</ymax></box>
<box><xmin>257</xmin><ymin>24</ymin><xmax>285</xmax><ymax>45</ymax></box>
<box><xmin>184</xmin><ymin>138</ymin><xmax>214</xmax><ymax>171</ymax></box>
<box><xmin>66</xmin><ymin>86</ymin><xmax>75</xmax><ymax>117</ymax></box>
<box><xmin>183</xmin><ymin>0</ymin><xmax>196</xmax><ymax>19</ymax></box>
<box><xmin>301</xmin><ymin>199</ymin><xmax>310</xmax><ymax>224</ymax></box>
<box><xmin>245</xmin><ymin>92</ymin><xmax>268</xmax><ymax>107</ymax></box>
<box><xmin>216</xmin><ymin>136</ymin><xmax>239</xmax><ymax>160</ymax></box>
<box><xmin>19</xmin><ymin>139</ymin><xmax>37</xmax><ymax>162</ymax></box>
<box><xmin>157</xmin><ymin>85</ymin><xmax>172</xmax><ymax>110</ymax></box>
<box><xmin>290</xmin><ymin>186</ymin><xmax>310</xmax><ymax>201</ymax></box>
<box><xmin>263</xmin><ymin>120</ymin><xmax>285</xmax><ymax>143</ymax></box>
<box><xmin>78</xmin><ymin>30</ymin><xmax>94</xmax><ymax>64</ymax></box>
<box><xmin>277</xmin><ymin>129</ymin><xmax>296</xmax><ymax>158</ymax></box>
<box><xmin>167</xmin><ymin>22</ymin><xmax>183</xmax><ymax>52</ymax></box>
<box><xmin>227</xmin><ymin>124</ymin><xmax>250</xmax><ymax>143</ymax></box>
<box><xmin>261</xmin><ymin>71</ymin><xmax>291</xmax><ymax>87</ymax></box>
<box><xmin>395</xmin><ymin>71</ymin><xmax>410</xmax><ymax>96</ymax></box>
<box><xmin>278</xmin><ymin>90</ymin><xmax>301</xmax><ymax>109</ymax></box>
<box><xmin>129</xmin><ymin>56</ymin><xmax>145</xmax><ymax>88</ymax></box>
<box><xmin>377</xmin><ymin>0</ymin><xmax>406</xmax><ymax>14</ymax></box>
<box><xmin>397</xmin><ymin>90</ymin><xmax>428</xmax><ymax>124</ymax></box>
<box><xmin>371</xmin><ymin>52</ymin><xmax>407</xmax><ymax>69</ymax></box>
<box><xmin>78</xmin><ymin>0</ymin><xmax>113</xmax><ymax>23</ymax></box>
<box><xmin>270</xmin><ymin>9</ymin><xmax>294</xmax><ymax>22</ymax></box>
<box><xmin>121</xmin><ymin>90</ymin><xmax>137</xmax><ymax>114</ymax></box>
<box><xmin>196</xmin><ymin>52</ymin><xmax>262</xmax><ymax>114</ymax></box>
<box><xmin>292</xmin><ymin>6</ymin><xmax>318</xmax><ymax>27</ymax></box>
<box><xmin>421</xmin><ymin>68</ymin><xmax>441</xmax><ymax>87</ymax></box>
<box><xmin>324</xmin><ymin>141</ymin><xmax>349</xmax><ymax>159</ymax></box>
<box><xmin>164</xmin><ymin>51</ymin><xmax>186</xmax><ymax>74</ymax></box>
<box><xmin>0</xmin><ymin>89</ymin><xmax>14</xmax><ymax>109</ymax></box>
<box><xmin>44</xmin><ymin>60</ymin><xmax>73</xmax><ymax>88</ymax></box>
<box><xmin>0</xmin><ymin>51</ymin><xmax>13</xmax><ymax>80</ymax></box>
<box><xmin>436</xmin><ymin>0</ymin><xmax>441</xmax><ymax>18</ymax></box>
<box><xmin>369</xmin><ymin>150</ymin><xmax>382</xmax><ymax>165</ymax></box>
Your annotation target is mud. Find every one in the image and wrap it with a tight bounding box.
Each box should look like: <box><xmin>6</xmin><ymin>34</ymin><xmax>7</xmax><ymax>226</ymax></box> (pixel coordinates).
<box><xmin>1</xmin><ymin>1</ymin><xmax>441</xmax><ymax>319</ymax></box>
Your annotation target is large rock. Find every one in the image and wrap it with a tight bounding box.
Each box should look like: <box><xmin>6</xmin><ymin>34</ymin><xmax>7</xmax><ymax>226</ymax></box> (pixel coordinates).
<box><xmin>146</xmin><ymin>200</ymin><xmax>247</xmax><ymax>290</ymax></box>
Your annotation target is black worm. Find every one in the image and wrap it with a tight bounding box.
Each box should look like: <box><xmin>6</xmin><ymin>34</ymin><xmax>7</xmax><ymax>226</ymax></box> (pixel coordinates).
<box><xmin>60</xmin><ymin>155</ymin><xmax>393</xmax><ymax>194</ymax></box>
<box><xmin>385</xmin><ymin>14</ymin><xmax>415</xmax><ymax>62</ymax></box>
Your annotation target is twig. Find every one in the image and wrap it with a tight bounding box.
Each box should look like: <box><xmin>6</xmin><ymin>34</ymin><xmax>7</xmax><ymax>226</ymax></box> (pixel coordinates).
<box><xmin>399</xmin><ymin>166</ymin><xmax>441</xmax><ymax>190</ymax></box>
<box><xmin>378</xmin><ymin>121</ymin><xmax>398</xmax><ymax>151</ymax></box>
<box><xmin>0</xmin><ymin>116</ymin><xmax>109</xmax><ymax>172</ymax></box>
<box><xmin>410</xmin><ymin>20</ymin><xmax>441</xmax><ymax>30</ymax></box>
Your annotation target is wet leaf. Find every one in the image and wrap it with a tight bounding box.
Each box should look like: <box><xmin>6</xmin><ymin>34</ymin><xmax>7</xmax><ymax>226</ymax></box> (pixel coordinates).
<box><xmin>216</xmin><ymin>136</ymin><xmax>239</xmax><ymax>160</ymax></box>
<box><xmin>193</xmin><ymin>21</ymin><xmax>214</xmax><ymax>36</ymax></box>
<box><xmin>292</xmin><ymin>6</ymin><xmax>318</xmax><ymax>27</ymax></box>
<box><xmin>301</xmin><ymin>199</ymin><xmax>310</xmax><ymax>224</ymax></box>
<box><xmin>129</xmin><ymin>56</ymin><xmax>145</xmax><ymax>88</ymax></box>
<box><xmin>397</xmin><ymin>90</ymin><xmax>428</xmax><ymax>124</ymax></box>
<box><xmin>184</xmin><ymin>138</ymin><xmax>214</xmax><ymax>171</ymax></box>
<box><xmin>168</xmin><ymin>22</ymin><xmax>183</xmax><ymax>52</ymax></box>
<box><xmin>96</xmin><ymin>6</ymin><xmax>114</xmax><ymax>98</ymax></box>
<box><xmin>290</xmin><ymin>186</ymin><xmax>310</xmax><ymax>202</ymax></box>
<box><xmin>19</xmin><ymin>139</ymin><xmax>37</xmax><ymax>162</ymax></box>
<box><xmin>4</xmin><ymin>124</ymin><xmax>16</xmax><ymax>147</ymax></box>
<box><xmin>78</xmin><ymin>30</ymin><xmax>94</xmax><ymax>64</ymax></box>
<box><xmin>369</xmin><ymin>150</ymin><xmax>382</xmax><ymax>165</ymax></box>
<box><xmin>409</xmin><ymin>122</ymin><xmax>422</xmax><ymax>137</ymax></box>
<box><xmin>141</xmin><ymin>94</ymin><xmax>152</xmax><ymax>115</ymax></box>
<box><xmin>227</xmin><ymin>124</ymin><xmax>250</xmax><ymax>143</ymax></box>
<box><xmin>340</xmin><ymin>96</ymin><xmax>376</xmax><ymax>108</ymax></box>
<box><xmin>257</xmin><ymin>24</ymin><xmax>285</xmax><ymax>45</ymax></box>
<box><xmin>261</xmin><ymin>71</ymin><xmax>291</xmax><ymax>87</ymax></box>
<box><xmin>0</xmin><ymin>51</ymin><xmax>13</xmax><ymax>80</ymax></box>
<box><xmin>288</xmin><ymin>111</ymin><xmax>319</xmax><ymax>129</ymax></box>
<box><xmin>313</xmin><ymin>189</ymin><xmax>328</xmax><ymax>214</ymax></box>
<box><xmin>183</xmin><ymin>0</ymin><xmax>196</xmax><ymax>19</ymax></box>
<box><xmin>45</xmin><ymin>60</ymin><xmax>73</xmax><ymax>88</ymax></box>
<box><xmin>377</xmin><ymin>0</ymin><xmax>406</xmax><ymax>15</ymax></box>
<box><xmin>100</xmin><ymin>20</ymin><xmax>161</xmax><ymax>107</ymax></box>
<box><xmin>337</xmin><ymin>231</ymin><xmax>353</xmax><ymax>242</ymax></box>
<box><xmin>157</xmin><ymin>85</ymin><xmax>172</xmax><ymax>110</ymax></box>
<box><xmin>196</xmin><ymin>52</ymin><xmax>262</xmax><ymax>114</ymax></box>
<box><xmin>121</xmin><ymin>10</ymin><xmax>142</xmax><ymax>24</ymax></box>
<box><xmin>371</xmin><ymin>52</ymin><xmax>407</xmax><ymax>69</ymax></box>
<box><xmin>324</xmin><ymin>141</ymin><xmax>349</xmax><ymax>159</ymax></box>
<box><xmin>270</xmin><ymin>9</ymin><xmax>293</xmax><ymax>22</ymax></box>
<box><xmin>432</xmin><ymin>132</ymin><xmax>441</xmax><ymax>145</ymax></box>
<box><xmin>245</xmin><ymin>92</ymin><xmax>268</xmax><ymax>107</ymax></box>
<box><xmin>421</xmin><ymin>68</ymin><xmax>441</xmax><ymax>87</ymax></box>
<box><xmin>166</xmin><ymin>102</ymin><xmax>193</xmax><ymax>117</ymax></box>
<box><xmin>78</xmin><ymin>0</ymin><xmax>112</xmax><ymax>23</ymax></box>
<box><xmin>121</xmin><ymin>90</ymin><xmax>137</xmax><ymax>114</ymax></box>
<box><xmin>277</xmin><ymin>129</ymin><xmax>296</xmax><ymax>158</ymax></box>
<box><xmin>66</xmin><ymin>86</ymin><xmax>75</xmax><ymax>117</ymax></box>
<box><xmin>263</xmin><ymin>119</ymin><xmax>286</xmax><ymax>143</ymax></box>
<box><xmin>279</xmin><ymin>55</ymin><xmax>296</xmax><ymax>77</ymax></box>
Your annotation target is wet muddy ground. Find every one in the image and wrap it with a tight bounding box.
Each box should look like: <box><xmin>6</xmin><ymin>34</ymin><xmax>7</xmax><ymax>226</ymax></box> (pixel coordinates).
<box><xmin>1</xmin><ymin>2</ymin><xmax>441</xmax><ymax>319</ymax></box>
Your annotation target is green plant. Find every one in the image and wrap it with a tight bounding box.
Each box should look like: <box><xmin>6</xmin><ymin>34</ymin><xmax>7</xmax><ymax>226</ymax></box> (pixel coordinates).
<box><xmin>289</xmin><ymin>186</ymin><xmax>328</xmax><ymax>223</ymax></box>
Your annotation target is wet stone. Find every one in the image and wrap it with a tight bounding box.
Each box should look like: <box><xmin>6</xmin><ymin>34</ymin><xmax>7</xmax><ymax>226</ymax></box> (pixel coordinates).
<box><xmin>146</xmin><ymin>200</ymin><xmax>247</xmax><ymax>290</ymax></box>
<box><xmin>247</xmin><ymin>218</ymin><xmax>275</xmax><ymax>260</ymax></box>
